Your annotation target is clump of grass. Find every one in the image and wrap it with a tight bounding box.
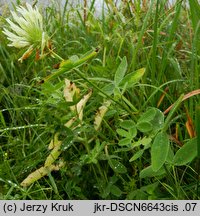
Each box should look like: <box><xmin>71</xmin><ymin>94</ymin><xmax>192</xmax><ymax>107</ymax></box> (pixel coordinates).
<box><xmin>0</xmin><ymin>0</ymin><xmax>199</xmax><ymax>200</ymax></box>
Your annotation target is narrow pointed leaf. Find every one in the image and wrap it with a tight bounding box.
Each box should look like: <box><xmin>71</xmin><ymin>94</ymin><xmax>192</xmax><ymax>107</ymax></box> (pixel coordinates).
<box><xmin>173</xmin><ymin>138</ymin><xmax>197</xmax><ymax>166</ymax></box>
<box><xmin>114</xmin><ymin>56</ymin><xmax>127</xmax><ymax>86</ymax></box>
<box><xmin>120</xmin><ymin>68</ymin><xmax>145</xmax><ymax>88</ymax></box>
<box><xmin>108</xmin><ymin>159</ymin><xmax>127</xmax><ymax>173</ymax></box>
<box><xmin>129</xmin><ymin>149</ymin><xmax>144</xmax><ymax>162</ymax></box>
<box><xmin>139</xmin><ymin>165</ymin><xmax>166</xmax><ymax>178</ymax></box>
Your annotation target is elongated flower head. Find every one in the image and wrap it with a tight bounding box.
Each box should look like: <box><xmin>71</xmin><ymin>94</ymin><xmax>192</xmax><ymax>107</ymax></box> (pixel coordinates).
<box><xmin>2</xmin><ymin>3</ymin><xmax>50</xmax><ymax>62</ymax></box>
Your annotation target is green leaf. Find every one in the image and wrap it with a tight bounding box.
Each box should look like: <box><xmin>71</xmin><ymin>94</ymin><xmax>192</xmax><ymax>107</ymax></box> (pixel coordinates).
<box><xmin>119</xmin><ymin>68</ymin><xmax>145</xmax><ymax>88</ymax></box>
<box><xmin>196</xmin><ymin>106</ymin><xmax>200</xmax><ymax>158</ymax></box>
<box><xmin>113</xmin><ymin>87</ymin><xmax>122</xmax><ymax>99</ymax></box>
<box><xmin>42</xmin><ymin>80</ymin><xmax>64</xmax><ymax>94</ymax></box>
<box><xmin>143</xmin><ymin>182</ymin><xmax>159</xmax><ymax>195</ymax></box>
<box><xmin>110</xmin><ymin>185</ymin><xmax>122</xmax><ymax>197</ymax></box>
<box><xmin>129</xmin><ymin>127</ymin><xmax>137</xmax><ymax>138</ymax></box>
<box><xmin>151</xmin><ymin>131</ymin><xmax>169</xmax><ymax>171</ymax></box>
<box><xmin>188</xmin><ymin>0</ymin><xmax>200</xmax><ymax>30</ymax></box>
<box><xmin>116</xmin><ymin>129</ymin><xmax>130</xmax><ymax>138</ymax></box>
<box><xmin>136</xmin><ymin>121</ymin><xmax>153</xmax><ymax>133</ymax></box>
<box><xmin>101</xmin><ymin>184</ymin><xmax>111</xmax><ymax>199</ymax></box>
<box><xmin>108</xmin><ymin>159</ymin><xmax>127</xmax><ymax>173</ymax></box>
<box><xmin>138</xmin><ymin>108</ymin><xmax>157</xmax><ymax>122</ymax></box>
<box><xmin>61</xmin><ymin>136</ymin><xmax>74</xmax><ymax>151</ymax></box>
<box><xmin>118</xmin><ymin>138</ymin><xmax>132</xmax><ymax>146</ymax></box>
<box><xmin>120</xmin><ymin>120</ymin><xmax>135</xmax><ymax>129</ymax></box>
<box><xmin>173</xmin><ymin>138</ymin><xmax>197</xmax><ymax>166</ymax></box>
<box><xmin>114</xmin><ymin>56</ymin><xmax>127</xmax><ymax>86</ymax></box>
<box><xmin>131</xmin><ymin>137</ymin><xmax>152</xmax><ymax>149</ymax></box>
<box><xmin>165</xmin><ymin>145</ymin><xmax>174</xmax><ymax>164</ymax></box>
<box><xmin>60</xmin><ymin>127</ymin><xmax>74</xmax><ymax>151</ymax></box>
<box><xmin>139</xmin><ymin>165</ymin><xmax>166</xmax><ymax>178</ymax></box>
<box><xmin>150</xmin><ymin>108</ymin><xmax>164</xmax><ymax>132</ymax></box>
<box><xmin>129</xmin><ymin>149</ymin><xmax>144</xmax><ymax>162</ymax></box>
<box><xmin>102</xmin><ymin>83</ymin><xmax>115</xmax><ymax>95</ymax></box>
<box><xmin>138</xmin><ymin>107</ymin><xmax>164</xmax><ymax>132</ymax></box>
<box><xmin>109</xmin><ymin>175</ymin><xmax>119</xmax><ymax>184</ymax></box>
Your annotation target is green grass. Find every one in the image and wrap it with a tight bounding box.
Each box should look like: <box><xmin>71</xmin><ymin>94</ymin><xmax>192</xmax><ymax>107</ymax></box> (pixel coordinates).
<box><xmin>0</xmin><ymin>0</ymin><xmax>200</xmax><ymax>200</ymax></box>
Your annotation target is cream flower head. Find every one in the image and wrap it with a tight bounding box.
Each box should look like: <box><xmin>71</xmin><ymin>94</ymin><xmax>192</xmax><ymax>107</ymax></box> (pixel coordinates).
<box><xmin>2</xmin><ymin>3</ymin><xmax>50</xmax><ymax>62</ymax></box>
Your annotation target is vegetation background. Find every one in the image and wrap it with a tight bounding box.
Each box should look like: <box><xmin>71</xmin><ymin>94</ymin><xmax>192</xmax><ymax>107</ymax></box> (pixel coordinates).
<box><xmin>0</xmin><ymin>0</ymin><xmax>200</xmax><ymax>199</ymax></box>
